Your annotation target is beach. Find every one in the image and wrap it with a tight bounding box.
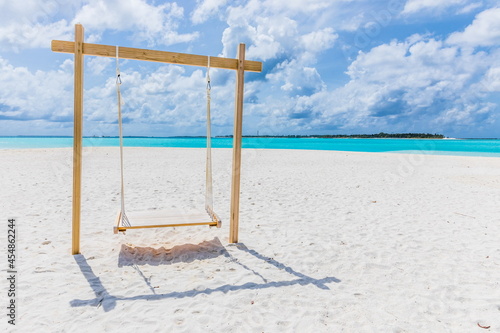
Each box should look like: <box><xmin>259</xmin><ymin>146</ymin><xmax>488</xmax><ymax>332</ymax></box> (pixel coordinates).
<box><xmin>2</xmin><ymin>147</ymin><xmax>500</xmax><ymax>332</ymax></box>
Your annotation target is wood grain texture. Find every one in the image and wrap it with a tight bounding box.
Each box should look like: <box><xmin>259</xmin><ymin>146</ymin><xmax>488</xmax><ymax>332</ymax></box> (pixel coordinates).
<box><xmin>114</xmin><ymin>211</ymin><xmax>219</xmax><ymax>232</ymax></box>
<box><xmin>229</xmin><ymin>44</ymin><xmax>246</xmax><ymax>244</ymax></box>
<box><xmin>72</xmin><ymin>24</ymin><xmax>84</xmax><ymax>255</ymax></box>
<box><xmin>51</xmin><ymin>40</ymin><xmax>262</xmax><ymax>72</ymax></box>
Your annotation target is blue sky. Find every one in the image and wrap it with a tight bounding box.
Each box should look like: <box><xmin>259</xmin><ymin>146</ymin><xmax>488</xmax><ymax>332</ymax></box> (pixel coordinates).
<box><xmin>0</xmin><ymin>0</ymin><xmax>499</xmax><ymax>138</ymax></box>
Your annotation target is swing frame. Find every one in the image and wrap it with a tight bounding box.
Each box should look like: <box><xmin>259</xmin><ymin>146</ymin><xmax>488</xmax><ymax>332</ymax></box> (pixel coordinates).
<box><xmin>52</xmin><ymin>24</ymin><xmax>262</xmax><ymax>255</ymax></box>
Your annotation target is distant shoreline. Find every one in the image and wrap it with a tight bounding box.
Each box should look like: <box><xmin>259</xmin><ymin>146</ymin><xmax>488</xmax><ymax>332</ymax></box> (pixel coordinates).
<box><xmin>221</xmin><ymin>133</ymin><xmax>449</xmax><ymax>139</ymax></box>
<box><xmin>1</xmin><ymin>134</ymin><xmax>499</xmax><ymax>140</ymax></box>
<box><xmin>2</xmin><ymin>136</ymin><xmax>500</xmax><ymax>156</ymax></box>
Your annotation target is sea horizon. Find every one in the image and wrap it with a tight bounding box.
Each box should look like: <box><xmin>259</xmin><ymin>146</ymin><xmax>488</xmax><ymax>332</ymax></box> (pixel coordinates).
<box><xmin>1</xmin><ymin>135</ymin><xmax>500</xmax><ymax>157</ymax></box>
<box><xmin>2</xmin><ymin>135</ymin><xmax>500</xmax><ymax>139</ymax></box>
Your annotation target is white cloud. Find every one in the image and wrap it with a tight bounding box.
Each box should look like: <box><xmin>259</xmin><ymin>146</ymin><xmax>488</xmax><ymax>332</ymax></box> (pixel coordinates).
<box><xmin>1</xmin><ymin>1</ymin><xmax>500</xmax><ymax>137</ymax></box>
<box><xmin>433</xmin><ymin>103</ymin><xmax>495</xmax><ymax>127</ymax></box>
<box><xmin>402</xmin><ymin>0</ymin><xmax>468</xmax><ymax>14</ymax></box>
<box><xmin>0</xmin><ymin>0</ymin><xmax>198</xmax><ymax>51</ymax></box>
<box><xmin>73</xmin><ymin>0</ymin><xmax>173</xmax><ymax>31</ymax></box>
<box><xmin>246</xmin><ymin>16</ymin><xmax>299</xmax><ymax>60</ymax></box>
<box><xmin>456</xmin><ymin>2</ymin><xmax>483</xmax><ymax>14</ymax></box>
<box><xmin>0</xmin><ymin>57</ymin><xmax>73</xmax><ymax>123</ymax></box>
<box><xmin>0</xmin><ymin>0</ymin><xmax>75</xmax><ymax>51</ymax></box>
<box><xmin>300</xmin><ymin>28</ymin><xmax>338</xmax><ymax>54</ymax></box>
<box><xmin>0</xmin><ymin>52</ymin><xmax>237</xmax><ymax>136</ymax></box>
<box><xmin>447</xmin><ymin>7</ymin><xmax>500</xmax><ymax>47</ymax></box>
<box><xmin>73</xmin><ymin>0</ymin><xmax>198</xmax><ymax>46</ymax></box>
<box><xmin>261</xmin><ymin>0</ymin><xmax>331</xmax><ymax>13</ymax></box>
<box><xmin>191</xmin><ymin>0</ymin><xmax>228</xmax><ymax>24</ymax></box>
<box><xmin>87</xmin><ymin>57</ymin><xmax>113</xmax><ymax>76</ymax></box>
<box><xmin>267</xmin><ymin>59</ymin><xmax>325</xmax><ymax>95</ymax></box>
<box><xmin>319</xmin><ymin>36</ymin><xmax>497</xmax><ymax>132</ymax></box>
<box><xmin>80</xmin><ymin>62</ymin><xmax>238</xmax><ymax>136</ymax></box>
<box><xmin>247</xmin><ymin>36</ymin><xmax>281</xmax><ymax>61</ymax></box>
<box><xmin>249</xmin><ymin>29</ymin><xmax>500</xmax><ymax>135</ymax></box>
<box><xmin>221</xmin><ymin>0</ymin><xmax>338</xmax><ymax>61</ymax></box>
<box><xmin>0</xmin><ymin>0</ymin><xmax>58</xmax><ymax>24</ymax></box>
<box><xmin>480</xmin><ymin>66</ymin><xmax>500</xmax><ymax>92</ymax></box>
<box><xmin>0</xmin><ymin>20</ymin><xmax>72</xmax><ymax>51</ymax></box>
<box><xmin>336</xmin><ymin>12</ymin><xmax>366</xmax><ymax>32</ymax></box>
<box><xmin>216</xmin><ymin>0</ymin><xmax>339</xmax><ymax>133</ymax></box>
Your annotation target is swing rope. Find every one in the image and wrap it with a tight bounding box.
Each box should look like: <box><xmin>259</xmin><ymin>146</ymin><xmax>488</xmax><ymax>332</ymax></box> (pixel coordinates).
<box><xmin>115</xmin><ymin>51</ymin><xmax>217</xmax><ymax>229</ymax></box>
<box><xmin>116</xmin><ymin>46</ymin><xmax>131</xmax><ymax>227</ymax></box>
<box><xmin>205</xmin><ymin>56</ymin><xmax>214</xmax><ymax>219</ymax></box>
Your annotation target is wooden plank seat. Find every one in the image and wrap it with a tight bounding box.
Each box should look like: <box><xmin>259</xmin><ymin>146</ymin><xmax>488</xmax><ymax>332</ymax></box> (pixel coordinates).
<box><xmin>114</xmin><ymin>209</ymin><xmax>221</xmax><ymax>234</ymax></box>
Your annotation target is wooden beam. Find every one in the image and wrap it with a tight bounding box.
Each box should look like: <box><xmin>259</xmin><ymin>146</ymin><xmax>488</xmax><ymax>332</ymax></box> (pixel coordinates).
<box><xmin>72</xmin><ymin>24</ymin><xmax>84</xmax><ymax>255</ymax></box>
<box><xmin>51</xmin><ymin>40</ymin><xmax>262</xmax><ymax>72</ymax></box>
<box><xmin>229</xmin><ymin>44</ymin><xmax>246</xmax><ymax>244</ymax></box>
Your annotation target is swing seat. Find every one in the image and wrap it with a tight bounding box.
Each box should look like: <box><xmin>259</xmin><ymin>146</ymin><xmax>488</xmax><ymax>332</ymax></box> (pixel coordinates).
<box><xmin>113</xmin><ymin>208</ymin><xmax>221</xmax><ymax>234</ymax></box>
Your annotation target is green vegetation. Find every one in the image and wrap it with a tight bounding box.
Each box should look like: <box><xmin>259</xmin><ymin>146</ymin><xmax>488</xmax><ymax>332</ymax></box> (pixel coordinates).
<box><xmin>312</xmin><ymin>132</ymin><xmax>445</xmax><ymax>139</ymax></box>
<box><xmin>220</xmin><ymin>132</ymin><xmax>445</xmax><ymax>139</ymax></box>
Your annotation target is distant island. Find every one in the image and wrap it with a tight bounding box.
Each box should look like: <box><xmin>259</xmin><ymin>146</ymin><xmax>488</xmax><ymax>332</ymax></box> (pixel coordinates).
<box><xmin>218</xmin><ymin>132</ymin><xmax>445</xmax><ymax>139</ymax></box>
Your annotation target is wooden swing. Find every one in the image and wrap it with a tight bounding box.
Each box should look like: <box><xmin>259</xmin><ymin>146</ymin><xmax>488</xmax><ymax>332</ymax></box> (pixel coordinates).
<box><xmin>51</xmin><ymin>24</ymin><xmax>262</xmax><ymax>255</ymax></box>
<box><xmin>113</xmin><ymin>49</ymin><xmax>221</xmax><ymax>233</ymax></box>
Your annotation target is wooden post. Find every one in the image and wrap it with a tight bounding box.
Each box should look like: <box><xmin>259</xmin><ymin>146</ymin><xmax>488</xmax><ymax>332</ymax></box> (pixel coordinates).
<box><xmin>72</xmin><ymin>24</ymin><xmax>84</xmax><ymax>255</ymax></box>
<box><xmin>53</xmin><ymin>28</ymin><xmax>261</xmax><ymax>253</ymax></box>
<box><xmin>229</xmin><ymin>44</ymin><xmax>245</xmax><ymax>243</ymax></box>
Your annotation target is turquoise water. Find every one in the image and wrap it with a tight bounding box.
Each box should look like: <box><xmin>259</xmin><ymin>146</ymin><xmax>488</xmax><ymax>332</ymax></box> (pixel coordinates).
<box><xmin>1</xmin><ymin>136</ymin><xmax>500</xmax><ymax>157</ymax></box>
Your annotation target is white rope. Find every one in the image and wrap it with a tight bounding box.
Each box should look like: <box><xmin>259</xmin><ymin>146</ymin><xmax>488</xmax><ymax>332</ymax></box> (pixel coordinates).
<box><xmin>115</xmin><ymin>51</ymin><xmax>214</xmax><ymax>226</ymax></box>
<box><xmin>116</xmin><ymin>46</ymin><xmax>130</xmax><ymax>227</ymax></box>
<box><xmin>205</xmin><ymin>56</ymin><xmax>214</xmax><ymax>217</ymax></box>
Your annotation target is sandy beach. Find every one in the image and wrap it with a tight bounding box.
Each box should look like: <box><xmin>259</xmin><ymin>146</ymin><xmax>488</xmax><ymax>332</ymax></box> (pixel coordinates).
<box><xmin>2</xmin><ymin>147</ymin><xmax>500</xmax><ymax>332</ymax></box>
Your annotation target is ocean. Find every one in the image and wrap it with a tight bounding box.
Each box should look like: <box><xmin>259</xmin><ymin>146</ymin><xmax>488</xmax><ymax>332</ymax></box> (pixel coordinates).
<box><xmin>1</xmin><ymin>136</ymin><xmax>500</xmax><ymax>157</ymax></box>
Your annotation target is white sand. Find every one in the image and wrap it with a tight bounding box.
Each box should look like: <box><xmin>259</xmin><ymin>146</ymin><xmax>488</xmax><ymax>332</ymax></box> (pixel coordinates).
<box><xmin>2</xmin><ymin>147</ymin><xmax>500</xmax><ymax>332</ymax></box>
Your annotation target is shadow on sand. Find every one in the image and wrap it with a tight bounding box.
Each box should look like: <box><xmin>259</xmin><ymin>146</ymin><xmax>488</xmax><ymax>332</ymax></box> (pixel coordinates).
<box><xmin>117</xmin><ymin>237</ymin><xmax>230</xmax><ymax>267</ymax></box>
<box><xmin>71</xmin><ymin>238</ymin><xmax>340</xmax><ymax>312</ymax></box>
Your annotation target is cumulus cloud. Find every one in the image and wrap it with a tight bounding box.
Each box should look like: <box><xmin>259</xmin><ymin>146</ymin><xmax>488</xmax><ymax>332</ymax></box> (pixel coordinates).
<box><xmin>246</xmin><ymin>29</ymin><xmax>499</xmax><ymax>136</ymax></box>
<box><xmin>72</xmin><ymin>0</ymin><xmax>198</xmax><ymax>46</ymax></box>
<box><xmin>318</xmin><ymin>36</ymin><xmax>497</xmax><ymax>133</ymax></box>
<box><xmin>0</xmin><ymin>20</ymin><xmax>72</xmax><ymax>51</ymax></box>
<box><xmin>221</xmin><ymin>0</ymin><xmax>338</xmax><ymax>61</ymax></box>
<box><xmin>82</xmin><ymin>62</ymin><xmax>237</xmax><ymax>136</ymax></box>
<box><xmin>261</xmin><ymin>0</ymin><xmax>331</xmax><ymax>13</ymax></box>
<box><xmin>300</xmin><ymin>28</ymin><xmax>337</xmax><ymax>53</ymax></box>
<box><xmin>87</xmin><ymin>57</ymin><xmax>114</xmax><ymax>76</ymax></box>
<box><xmin>1</xmin><ymin>1</ymin><xmax>500</xmax><ymax>137</ymax></box>
<box><xmin>0</xmin><ymin>52</ymin><xmax>237</xmax><ymax>137</ymax></box>
<box><xmin>219</xmin><ymin>0</ymin><xmax>339</xmax><ymax>123</ymax></box>
<box><xmin>480</xmin><ymin>66</ymin><xmax>500</xmax><ymax>92</ymax></box>
<box><xmin>266</xmin><ymin>59</ymin><xmax>325</xmax><ymax>96</ymax></box>
<box><xmin>191</xmin><ymin>0</ymin><xmax>228</xmax><ymax>24</ymax></box>
<box><xmin>456</xmin><ymin>2</ymin><xmax>483</xmax><ymax>14</ymax></box>
<box><xmin>0</xmin><ymin>0</ymin><xmax>198</xmax><ymax>51</ymax></box>
<box><xmin>0</xmin><ymin>0</ymin><xmax>74</xmax><ymax>51</ymax></box>
<box><xmin>0</xmin><ymin>57</ymin><xmax>73</xmax><ymax>123</ymax></box>
<box><xmin>0</xmin><ymin>0</ymin><xmax>60</xmax><ymax>24</ymax></box>
<box><xmin>403</xmin><ymin>0</ymin><xmax>470</xmax><ymax>14</ymax></box>
<box><xmin>214</xmin><ymin>0</ymin><xmax>344</xmax><ymax>134</ymax></box>
<box><xmin>447</xmin><ymin>7</ymin><xmax>500</xmax><ymax>47</ymax></box>
<box><xmin>212</xmin><ymin>1</ymin><xmax>499</xmax><ymax>136</ymax></box>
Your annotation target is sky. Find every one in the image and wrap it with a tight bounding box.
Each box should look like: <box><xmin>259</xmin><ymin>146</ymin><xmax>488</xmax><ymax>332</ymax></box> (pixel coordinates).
<box><xmin>0</xmin><ymin>0</ymin><xmax>499</xmax><ymax>138</ymax></box>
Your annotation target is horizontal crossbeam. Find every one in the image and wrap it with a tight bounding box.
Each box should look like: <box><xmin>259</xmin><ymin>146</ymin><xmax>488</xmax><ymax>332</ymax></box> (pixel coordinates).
<box><xmin>51</xmin><ymin>40</ymin><xmax>262</xmax><ymax>72</ymax></box>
